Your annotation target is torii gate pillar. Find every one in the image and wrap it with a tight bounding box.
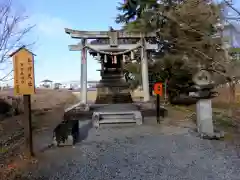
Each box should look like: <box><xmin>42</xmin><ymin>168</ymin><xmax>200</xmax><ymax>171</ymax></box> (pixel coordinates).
<box><xmin>141</xmin><ymin>36</ymin><xmax>150</xmax><ymax>102</ymax></box>
<box><xmin>81</xmin><ymin>39</ymin><xmax>87</xmax><ymax>104</ymax></box>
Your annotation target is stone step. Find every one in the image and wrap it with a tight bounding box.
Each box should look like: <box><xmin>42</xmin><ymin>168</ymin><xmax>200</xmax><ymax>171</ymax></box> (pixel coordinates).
<box><xmin>96</xmin><ymin>85</ymin><xmax>129</xmax><ymax>88</ymax></box>
<box><xmin>100</xmin><ymin>114</ymin><xmax>134</xmax><ymax>119</ymax></box>
<box><xmin>101</xmin><ymin>75</ymin><xmax>123</xmax><ymax>78</ymax></box>
<box><xmin>101</xmin><ymin>78</ymin><xmax>124</xmax><ymax>81</ymax></box>
<box><xmin>100</xmin><ymin>79</ymin><xmax>125</xmax><ymax>82</ymax></box>
<box><xmin>95</xmin><ymin>93</ymin><xmax>133</xmax><ymax>104</ymax></box>
<box><xmin>97</xmin><ymin>82</ymin><xmax>129</xmax><ymax>85</ymax></box>
<box><xmin>101</xmin><ymin>73</ymin><xmax>123</xmax><ymax>76</ymax></box>
<box><xmin>97</xmin><ymin>68</ymin><xmax>122</xmax><ymax>72</ymax></box>
<box><xmin>98</xmin><ymin>79</ymin><xmax>128</xmax><ymax>82</ymax></box>
<box><xmin>96</xmin><ymin>83</ymin><xmax>129</xmax><ymax>88</ymax></box>
<box><xmin>92</xmin><ymin>109</ymin><xmax>143</xmax><ymax>127</ymax></box>
<box><xmin>98</xmin><ymin>119</ymin><xmax>137</xmax><ymax>124</ymax></box>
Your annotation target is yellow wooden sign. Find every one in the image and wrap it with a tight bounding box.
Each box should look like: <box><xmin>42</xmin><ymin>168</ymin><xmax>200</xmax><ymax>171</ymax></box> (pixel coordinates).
<box><xmin>10</xmin><ymin>46</ymin><xmax>35</xmax><ymax>95</ymax></box>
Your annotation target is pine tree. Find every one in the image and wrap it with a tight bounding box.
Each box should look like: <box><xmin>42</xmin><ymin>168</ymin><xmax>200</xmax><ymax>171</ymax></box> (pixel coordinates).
<box><xmin>116</xmin><ymin>0</ymin><xmax>223</xmax><ymax>101</ymax></box>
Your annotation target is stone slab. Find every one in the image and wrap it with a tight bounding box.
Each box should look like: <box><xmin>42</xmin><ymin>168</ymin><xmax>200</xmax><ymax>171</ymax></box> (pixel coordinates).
<box><xmin>94</xmin><ymin>103</ymin><xmax>139</xmax><ymax>112</ymax></box>
<box><xmin>196</xmin><ymin>99</ymin><xmax>214</xmax><ymax>136</ymax></box>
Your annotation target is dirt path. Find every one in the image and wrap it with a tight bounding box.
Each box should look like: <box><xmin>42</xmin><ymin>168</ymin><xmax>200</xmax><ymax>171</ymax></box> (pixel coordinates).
<box><xmin>15</xmin><ymin>116</ymin><xmax>240</xmax><ymax>180</ymax></box>
<box><xmin>0</xmin><ymin>90</ymin><xmax>78</xmax><ymax>179</ymax></box>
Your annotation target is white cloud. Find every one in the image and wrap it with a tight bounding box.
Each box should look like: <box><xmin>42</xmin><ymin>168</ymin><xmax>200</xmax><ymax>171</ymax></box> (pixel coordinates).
<box><xmin>29</xmin><ymin>14</ymin><xmax>71</xmax><ymax>38</ymax></box>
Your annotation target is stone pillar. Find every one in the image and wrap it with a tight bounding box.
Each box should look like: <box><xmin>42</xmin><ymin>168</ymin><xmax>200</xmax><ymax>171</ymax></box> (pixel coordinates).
<box><xmin>196</xmin><ymin>99</ymin><xmax>214</xmax><ymax>136</ymax></box>
<box><xmin>80</xmin><ymin>52</ymin><xmax>83</xmax><ymax>100</ymax></box>
<box><xmin>140</xmin><ymin>36</ymin><xmax>150</xmax><ymax>102</ymax></box>
<box><xmin>81</xmin><ymin>39</ymin><xmax>87</xmax><ymax>104</ymax></box>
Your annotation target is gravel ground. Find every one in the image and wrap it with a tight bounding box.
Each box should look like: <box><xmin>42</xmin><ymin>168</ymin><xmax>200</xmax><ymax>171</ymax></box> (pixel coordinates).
<box><xmin>18</xmin><ymin>121</ymin><xmax>240</xmax><ymax>180</ymax></box>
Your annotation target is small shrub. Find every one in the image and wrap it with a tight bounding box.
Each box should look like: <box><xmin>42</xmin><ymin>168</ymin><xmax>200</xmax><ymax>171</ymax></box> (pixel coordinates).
<box><xmin>0</xmin><ymin>98</ymin><xmax>11</xmax><ymax>115</ymax></box>
<box><xmin>0</xmin><ymin>96</ymin><xmax>24</xmax><ymax>117</ymax></box>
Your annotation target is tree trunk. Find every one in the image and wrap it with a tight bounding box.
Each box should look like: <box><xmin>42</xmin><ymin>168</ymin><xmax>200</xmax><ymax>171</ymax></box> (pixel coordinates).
<box><xmin>149</xmin><ymin>84</ymin><xmax>153</xmax><ymax>96</ymax></box>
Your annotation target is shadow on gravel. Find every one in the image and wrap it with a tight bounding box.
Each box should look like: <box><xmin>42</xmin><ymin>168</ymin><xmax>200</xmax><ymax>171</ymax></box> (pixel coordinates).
<box><xmin>77</xmin><ymin>120</ymin><xmax>93</xmax><ymax>143</ymax></box>
<box><xmin>38</xmin><ymin>119</ymin><xmax>92</xmax><ymax>152</ymax></box>
<box><xmin>141</xmin><ymin>108</ymin><xmax>167</xmax><ymax>118</ymax></box>
<box><xmin>53</xmin><ymin>109</ymin><xmax>93</xmax><ymax>146</ymax></box>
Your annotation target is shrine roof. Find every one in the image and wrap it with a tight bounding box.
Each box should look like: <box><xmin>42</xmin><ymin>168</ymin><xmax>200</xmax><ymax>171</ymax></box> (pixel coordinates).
<box><xmin>41</xmin><ymin>79</ymin><xmax>53</xmax><ymax>83</ymax></box>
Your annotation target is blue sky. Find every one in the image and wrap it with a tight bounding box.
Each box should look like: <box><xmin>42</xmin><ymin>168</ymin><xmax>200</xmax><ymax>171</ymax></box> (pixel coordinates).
<box><xmin>6</xmin><ymin>0</ymin><xmax>240</xmax><ymax>85</ymax></box>
<box><xmin>18</xmin><ymin>0</ymin><xmax>122</xmax><ymax>84</ymax></box>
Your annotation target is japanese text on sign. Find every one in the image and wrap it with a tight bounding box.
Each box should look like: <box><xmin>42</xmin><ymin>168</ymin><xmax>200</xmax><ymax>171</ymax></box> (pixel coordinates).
<box><xmin>12</xmin><ymin>48</ymin><xmax>35</xmax><ymax>95</ymax></box>
<box><xmin>154</xmin><ymin>82</ymin><xmax>163</xmax><ymax>96</ymax></box>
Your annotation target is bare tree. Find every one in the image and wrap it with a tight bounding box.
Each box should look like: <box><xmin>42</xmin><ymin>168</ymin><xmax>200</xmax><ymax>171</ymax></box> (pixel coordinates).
<box><xmin>210</xmin><ymin>0</ymin><xmax>240</xmax><ymax>115</ymax></box>
<box><xmin>0</xmin><ymin>0</ymin><xmax>34</xmax><ymax>83</ymax></box>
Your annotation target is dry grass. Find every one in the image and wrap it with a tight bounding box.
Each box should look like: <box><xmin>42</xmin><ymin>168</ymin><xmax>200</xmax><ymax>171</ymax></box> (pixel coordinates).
<box><xmin>212</xmin><ymin>85</ymin><xmax>240</xmax><ymax>109</ymax></box>
<box><xmin>0</xmin><ymin>88</ymin><xmax>78</xmax><ymax>172</ymax></box>
<box><xmin>0</xmin><ymin>89</ymin><xmax>78</xmax><ymax>134</ymax></box>
<box><xmin>0</xmin><ymin>89</ymin><xmax>77</xmax><ymax>111</ymax></box>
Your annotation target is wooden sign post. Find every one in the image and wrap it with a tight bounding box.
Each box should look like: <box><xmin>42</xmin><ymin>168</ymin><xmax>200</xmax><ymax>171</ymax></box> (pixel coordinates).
<box><xmin>10</xmin><ymin>46</ymin><xmax>36</xmax><ymax>157</ymax></box>
<box><xmin>154</xmin><ymin>82</ymin><xmax>163</xmax><ymax>124</ymax></box>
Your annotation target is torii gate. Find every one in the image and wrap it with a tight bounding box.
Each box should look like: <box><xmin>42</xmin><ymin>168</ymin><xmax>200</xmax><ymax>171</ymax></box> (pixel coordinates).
<box><xmin>64</xmin><ymin>28</ymin><xmax>157</xmax><ymax>104</ymax></box>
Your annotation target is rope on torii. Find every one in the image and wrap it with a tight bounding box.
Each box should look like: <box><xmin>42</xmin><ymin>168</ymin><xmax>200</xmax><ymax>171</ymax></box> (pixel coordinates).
<box><xmin>84</xmin><ymin>42</ymin><xmax>142</xmax><ymax>56</ymax></box>
<box><xmin>82</xmin><ymin>41</ymin><xmax>144</xmax><ymax>64</ymax></box>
